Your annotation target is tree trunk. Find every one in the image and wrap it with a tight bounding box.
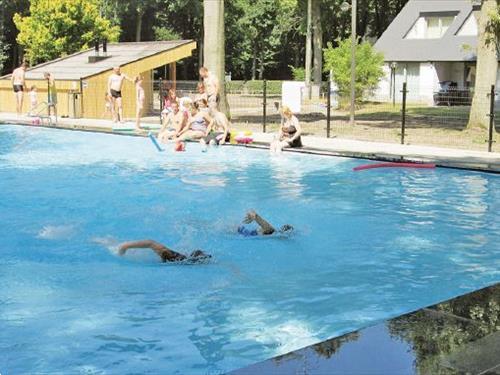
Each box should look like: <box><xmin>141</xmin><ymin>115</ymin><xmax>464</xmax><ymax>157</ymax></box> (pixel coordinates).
<box><xmin>467</xmin><ymin>0</ymin><xmax>497</xmax><ymax>130</ymax></box>
<box><xmin>135</xmin><ymin>7</ymin><xmax>144</xmax><ymax>42</ymax></box>
<box><xmin>305</xmin><ymin>0</ymin><xmax>312</xmax><ymax>98</ymax></box>
<box><xmin>251</xmin><ymin>47</ymin><xmax>257</xmax><ymax>80</ymax></box>
<box><xmin>203</xmin><ymin>0</ymin><xmax>230</xmax><ymax>115</ymax></box>
<box><xmin>312</xmin><ymin>0</ymin><xmax>323</xmax><ymax>96</ymax></box>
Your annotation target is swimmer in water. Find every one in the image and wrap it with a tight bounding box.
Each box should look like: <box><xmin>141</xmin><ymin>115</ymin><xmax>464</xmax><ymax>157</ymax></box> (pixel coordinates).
<box><xmin>238</xmin><ymin>210</ymin><xmax>293</xmax><ymax>236</ymax></box>
<box><xmin>118</xmin><ymin>240</ymin><xmax>211</xmax><ymax>263</ymax></box>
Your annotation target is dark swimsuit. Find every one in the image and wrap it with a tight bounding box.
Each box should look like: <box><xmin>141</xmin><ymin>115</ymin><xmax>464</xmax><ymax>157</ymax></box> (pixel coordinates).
<box><xmin>283</xmin><ymin>124</ymin><xmax>302</xmax><ymax>148</ymax></box>
<box><xmin>13</xmin><ymin>85</ymin><xmax>24</xmax><ymax>93</ymax></box>
<box><xmin>110</xmin><ymin>89</ymin><xmax>122</xmax><ymax>98</ymax></box>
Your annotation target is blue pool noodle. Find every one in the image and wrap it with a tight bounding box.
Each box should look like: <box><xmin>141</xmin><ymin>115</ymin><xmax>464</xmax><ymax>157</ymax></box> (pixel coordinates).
<box><xmin>148</xmin><ymin>132</ymin><xmax>164</xmax><ymax>152</ymax></box>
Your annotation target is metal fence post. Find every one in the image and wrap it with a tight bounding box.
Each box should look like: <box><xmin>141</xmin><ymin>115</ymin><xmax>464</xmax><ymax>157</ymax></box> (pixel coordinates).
<box><xmin>159</xmin><ymin>77</ymin><xmax>163</xmax><ymax>124</ymax></box>
<box><xmin>326</xmin><ymin>80</ymin><xmax>331</xmax><ymax>138</ymax></box>
<box><xmin>401</xmin><ymin>82</ymin><xmax>407</xmax><ymax>145</ymax></box>
<box><xmin>488</xmin><ymin>84</ymin><xmax>495</xmax><ymax>152</ymax></box>
<box><xmin>263</xmin><ymin>79</ymin><xmax>267</xmax><ymax>133</ymax></box>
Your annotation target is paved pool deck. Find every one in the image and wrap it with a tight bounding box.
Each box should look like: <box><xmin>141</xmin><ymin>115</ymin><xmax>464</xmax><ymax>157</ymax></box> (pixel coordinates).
<box><xmin>2</xmin><ymin>113</ymin><xmax>500</xmax><ymax>172</ymax></box>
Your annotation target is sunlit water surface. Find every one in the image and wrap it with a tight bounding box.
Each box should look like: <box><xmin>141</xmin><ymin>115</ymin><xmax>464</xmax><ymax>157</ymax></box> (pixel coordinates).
<box><xmin>0</xmin><ymin>125</ymin><xmax>499</xmax><ymax>374</ymax></box>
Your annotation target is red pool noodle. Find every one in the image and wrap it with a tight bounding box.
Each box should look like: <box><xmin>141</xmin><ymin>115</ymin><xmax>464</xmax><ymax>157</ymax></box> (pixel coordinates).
<box><xmin>353</xmin><ymin>162</ymin><xmax>436</xmax><ymax>171</ymax></box>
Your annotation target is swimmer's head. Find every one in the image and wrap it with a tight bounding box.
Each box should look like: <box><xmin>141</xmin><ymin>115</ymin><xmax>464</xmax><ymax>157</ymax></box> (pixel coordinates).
<box><xmin>188</xmin><ymin>250</ymin><xmax>212</xmax><ymax>263</ymax></box>
<box><xmin>279</xmin><ymin>224</ymin><xmax>294</xmax><ymax>233</ymax></box>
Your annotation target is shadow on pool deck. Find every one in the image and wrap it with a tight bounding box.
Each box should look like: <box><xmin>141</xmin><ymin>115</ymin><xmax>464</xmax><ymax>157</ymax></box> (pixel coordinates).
<box><xmin>229</xmin><ymin>282</ymin><xmax>500</xmax><ymax>375</ymax></box>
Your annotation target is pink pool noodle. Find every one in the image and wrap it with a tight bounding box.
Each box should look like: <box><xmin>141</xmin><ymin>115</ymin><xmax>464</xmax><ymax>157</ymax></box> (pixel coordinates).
<box><xmin>353</xmin><ymin>162</ymin><xmax>436</xmax><ymax>171</ymax></box>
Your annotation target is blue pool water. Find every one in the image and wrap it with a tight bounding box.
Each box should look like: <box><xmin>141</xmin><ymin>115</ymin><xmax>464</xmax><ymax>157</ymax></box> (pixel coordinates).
<box><xmin>0</xmin><ymin>125</ymin><xmax>499</xmax><ymax>374</ymax></box>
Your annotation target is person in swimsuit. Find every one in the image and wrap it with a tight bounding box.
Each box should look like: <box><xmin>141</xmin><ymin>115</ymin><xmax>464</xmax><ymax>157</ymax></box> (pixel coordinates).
<box><xmin>199</xmin><ymin>67</ymin><xmax>219</xmax><ymax>110</ymax></box>
<box><xmin>135</xmin><ymin>75</ymin><xmax>145</xmax><ymax>130</ymax></box>
<box><xmin>194</xmin><ymin>82</ymin><xmax>208</xmax><ymax>106</ymax></box>
<box><xmin>238</xmin><ymin>210</ymin><xmax>294</xmax><ymax>237</ymax></box>
<box><xmin>202</xmin><ymin>107</ymin><xmax>230</xmax><ymax>146</ymax></box>
<box><xmin>44</xmin><ymin>72</ymin><xmax>58</xmax><ymax>118</ymax></box>
<box><xmin>270</xmin><ymin>105</ymin><xmax>302</xmax><ymax>153</ymax></box>
<box><xmin>177</xmin><ymin>102</ymin><xmax>212</xmax><ymax>142</ymax></box>
<box><xmin>118</xmin><ymin>240</ymin><xmax>211</xmax><ymax>263</ymax></box>
<box><xmin>107</xmin><ymin>66</ymin><xmax>133</xmax><ymax>123</ymax></box>
<box><xmin>11</xmin><ymin>62</ymin><xmax>27</xmax><ymax>116</ymax></box>
<box><xmin>158</xmin><ymin>101</ymin><xmax>188</xmax><ymax>142</ymax></box>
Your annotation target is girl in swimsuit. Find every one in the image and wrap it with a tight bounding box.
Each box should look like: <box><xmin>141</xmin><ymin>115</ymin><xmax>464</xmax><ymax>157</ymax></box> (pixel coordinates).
<box><xmin>177</xmin><ymin>102</ymin><xmax>212</xmax><ymax>142</ymax></box>
<box><xmin>270</xmin><ymin>105</ymin><xmax>303</xmax><ymax>153</ymax></box>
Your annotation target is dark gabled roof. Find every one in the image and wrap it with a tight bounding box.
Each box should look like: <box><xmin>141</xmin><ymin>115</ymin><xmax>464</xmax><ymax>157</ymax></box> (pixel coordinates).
<box><xmin>374</xmin><ymin>0</ymin><xmax>479</xmax><ymax>62</ymax></box>
<box><xmin>1</xmin><ymin>40</ymin><xmax>195</xmax><ymax>80</ymax></box>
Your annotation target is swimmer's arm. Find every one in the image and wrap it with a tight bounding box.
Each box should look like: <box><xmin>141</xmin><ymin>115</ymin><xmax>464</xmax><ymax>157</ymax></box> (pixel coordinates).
<box><xmin>118</xmin><ymin>240</ymin><xmax>171</xmax><ymax>258</ymax></box>
<box><xmin>254</xmin><ymin>214</ymin><xmax>276</xmax><ymax>235</ymax></box>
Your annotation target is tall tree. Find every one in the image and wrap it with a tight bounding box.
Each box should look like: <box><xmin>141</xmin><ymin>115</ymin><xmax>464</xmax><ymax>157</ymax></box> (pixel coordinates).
<box><xmin>203</xmin><ymin>0</ymin><xmax>229</xmax><ymax>114</ymax></box>
<box><xmin>312</xmin><ymin>0</ymin><xmax>323</xmax><ymax>86</ymax></box>
<box><xmin>14</xmin><ymin>0</ymin><xmax>120</xmax><ymax>65</ymax></box>
<box><xmin>468</xmin><ymin>0</ymin><xmax>498</xmax><ymax>130</ymax></box>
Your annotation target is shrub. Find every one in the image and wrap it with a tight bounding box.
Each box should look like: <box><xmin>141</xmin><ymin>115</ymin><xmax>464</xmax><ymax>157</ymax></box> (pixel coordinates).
<box><xmin>323</xmin><ymin>38</ymin><xmax>384</xmax><ymax>104</ymax></box>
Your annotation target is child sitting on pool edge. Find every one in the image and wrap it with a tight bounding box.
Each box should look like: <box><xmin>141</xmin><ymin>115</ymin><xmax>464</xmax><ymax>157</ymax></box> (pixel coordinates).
<box><xmin>238</xmin><ymin>210</ymin><xmax>293</xmax><ymax>236</ymax></box>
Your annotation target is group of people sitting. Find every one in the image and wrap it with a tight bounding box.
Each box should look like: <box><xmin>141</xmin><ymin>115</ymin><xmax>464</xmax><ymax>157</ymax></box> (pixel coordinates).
<box><xmin>118</xmin><ymin>210</ymin><xmax>294</xmax><ymax>263</ymax></box>
<box><xmin>157</xmin><ymin>85</ymin><xmax>230</xmax><ymax>147</ymax></box>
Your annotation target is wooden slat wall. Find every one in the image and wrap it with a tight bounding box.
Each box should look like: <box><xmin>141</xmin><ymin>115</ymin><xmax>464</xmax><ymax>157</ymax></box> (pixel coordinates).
<box><xmin>0</xmin><ymin>79</ymin><xmax>79</xmax><ymax>117</ymax></box>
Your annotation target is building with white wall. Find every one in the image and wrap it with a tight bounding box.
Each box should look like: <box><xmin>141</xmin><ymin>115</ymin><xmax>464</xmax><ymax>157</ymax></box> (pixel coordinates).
<box><xmin>373</xmin><ymin>0</ymin><xmax>498</xmax><ymax>105</ymax></box>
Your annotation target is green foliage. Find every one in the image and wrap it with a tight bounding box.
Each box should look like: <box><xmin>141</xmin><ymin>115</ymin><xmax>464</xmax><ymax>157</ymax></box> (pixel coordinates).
<box><xmin>289</xmin><ymin>65</ymin><xmax>305</xmax><ymax>81</ymax></box>
<box><xmin>486</xmin><ymin>5</ymin><xmax>500</xmax><ymax>53</ymax></box>
<box><xmin>0</xmin><ymin>38</ymin><xmax>9</xmax><ymax>73</ymax></box>
<box><xmin>153</xmin><ymin>26</ymin><xmax>181</xmax><ymax>41</ymax></box>
<box><xmin>14</xmin><ymin>0</ymin><xmax>120</xmax><ymax>65</ymax></box>
<box><xmin>323</xmin><ymin>38</ymin><xmax>384</xmax><ymax>103</ymax></box>
<box><xmin>226</xmin><ymin>80</ymin><xmax>282</xmax><ymax>95</ymax></box>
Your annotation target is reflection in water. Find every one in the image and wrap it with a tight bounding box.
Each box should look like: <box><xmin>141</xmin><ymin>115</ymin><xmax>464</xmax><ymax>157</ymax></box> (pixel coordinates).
<box><xmin>388</xmin><ymin>283</ymin><xmax>500</xmax><ymax>374</ymax></box>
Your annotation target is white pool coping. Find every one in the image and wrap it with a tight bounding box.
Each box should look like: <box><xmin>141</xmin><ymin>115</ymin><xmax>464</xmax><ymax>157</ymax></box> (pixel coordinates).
<box><xmin>1</xmin><ymin>112</ymin><xmax>500</xmax><ymax>172</ymax></box>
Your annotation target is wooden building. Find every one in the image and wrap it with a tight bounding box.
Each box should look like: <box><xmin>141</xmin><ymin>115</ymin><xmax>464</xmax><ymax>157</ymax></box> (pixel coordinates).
<box><xmin>0</xmin><ymin>40</ymin><xmax>196</xmax><ymax>119</ymax></box>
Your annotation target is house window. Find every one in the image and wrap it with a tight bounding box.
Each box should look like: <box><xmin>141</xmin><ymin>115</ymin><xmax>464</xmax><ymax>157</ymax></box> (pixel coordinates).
<box><xmin>457</xmin><ymin>12</ymin><xmax>479</xmax><ymax>36</ymax></box>
<box><xmin>405</xmin><ymin>13</ymin><xmax>457</xmax><ymax>39</ymax></box>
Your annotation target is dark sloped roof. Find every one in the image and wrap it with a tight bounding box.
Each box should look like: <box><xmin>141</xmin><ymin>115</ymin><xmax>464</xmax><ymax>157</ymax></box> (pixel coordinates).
<box><xmin>374</xmin><ymin>0</ymin><xmax>479</xmax><ymax>62</ymax></box>
<box><xmin>2</xmin><ymin>40</ymin><xmax>195</xmax><ymax>80</ymax></box>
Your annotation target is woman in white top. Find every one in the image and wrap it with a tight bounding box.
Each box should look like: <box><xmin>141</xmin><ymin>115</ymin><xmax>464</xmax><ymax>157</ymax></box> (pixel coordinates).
<box><xmin>270</xmin><ymin>105</ymin><xmax>302</xmax><ymax>153</ymax></box>
<box><xmin>135</xmin><ymin>75</ymin><xmax>145</xmax><ymax>130</ymax></box>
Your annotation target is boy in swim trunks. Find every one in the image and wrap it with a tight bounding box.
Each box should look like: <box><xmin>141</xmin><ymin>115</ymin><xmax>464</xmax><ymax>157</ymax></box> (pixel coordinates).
<box><xmin>238</xmin><ymin>210</ymin><xmax>293</xmax><ymax>236</ymax></box>
<box><xmin>107</xmin><ymin>66</ymin><xmax>133</xmax><ymax>123</ymax></box>
<box><xmin>118</xmin><ymin>240</ymin><xmax>211</xmax><ymax>263</ymax></box>
<box><xmin>202</xmin><ymin>107</ymin><xmax>230</xmax><ymax>146</ymax></box>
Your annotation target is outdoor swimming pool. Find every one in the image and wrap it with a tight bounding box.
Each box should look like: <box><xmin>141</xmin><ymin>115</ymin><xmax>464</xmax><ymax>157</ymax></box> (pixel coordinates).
<box><xmin>1</xmin><ymin>124</ymin><xmax>499</xmax><ymax>374</ymax></box>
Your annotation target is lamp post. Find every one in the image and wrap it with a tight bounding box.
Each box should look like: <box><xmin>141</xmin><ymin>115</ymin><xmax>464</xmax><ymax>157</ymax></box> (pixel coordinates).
<box><xmin>341</xmin><ymin>0</ymin><xmax>357</xmax><ymax>125</ymax></box>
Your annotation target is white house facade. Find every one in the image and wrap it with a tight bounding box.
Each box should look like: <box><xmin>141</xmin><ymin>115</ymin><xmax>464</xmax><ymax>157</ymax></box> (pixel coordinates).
<box><xmin>373</xmin><ymin>0</ymin><xmax>500</xmax><ymax>104</ymax></box>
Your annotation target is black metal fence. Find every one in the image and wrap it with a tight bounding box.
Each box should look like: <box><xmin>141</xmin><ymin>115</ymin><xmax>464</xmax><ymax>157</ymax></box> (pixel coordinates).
<box><xmin>91</xmin><ymin>78</ymin><xmax>496</xmax><ymax>153</ymax></box>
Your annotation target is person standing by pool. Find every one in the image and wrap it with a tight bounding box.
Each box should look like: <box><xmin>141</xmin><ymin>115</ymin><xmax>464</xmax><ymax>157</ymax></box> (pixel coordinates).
<box><xmin>29</xmin><ymin>86</ymin><xmax>38</xmax><ymax>114</ymax></box>
<box><xmin>118</xmin><ymin>239</ymin><xmax>211</xmax><ymax>263</ymax></box>
<box><xmin>135</xmin><ymin>75</ymin><xmax>145</xmax><ymax>130</ymax></box>
<box><xmin>108</xmin><ymin>66</ymin><xmax>133</xmax><ymax>123</ymax></box>
<box><xmin>158</xmin><ymin>101</ymin><xmax>188</xmax><ymax>142</ymax></box>
<box><xmin>199</xmin><ymin>67</ymin><xmax>219</xmax><ymax>110</ymax></box>
<box><xmin>238</xmin><ymin>210</ymin><xmax>294</xmax><ymax>236</ymax></box>
<box><xmin>202</xmin><ymin>107</ymin><xmax>230</xmax><ymax>146</ymax></box>
<box><xmin>11</xmin><ymin>62</ymin><xmax>27</xmax><ymax>116</ymax></box>
<box><xmin>270</xmin><ymin>105</ymin><xmax>302</xmax><ymax>153</ymax></box>
<box><xmin>176</xmin><ymin>102</ymin><xmax>212</xmax><ymax>142</ymax></box>
<box><xmin>44</xmin><ymin>72</ymin><xmax>58</xmax><ymax>119</ymax></box>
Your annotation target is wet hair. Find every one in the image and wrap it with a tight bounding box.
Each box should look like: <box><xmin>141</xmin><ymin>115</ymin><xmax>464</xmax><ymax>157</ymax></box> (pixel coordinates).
<box><xmin>280</xmin><ymin>224</ymin><xmax>294</xmax><ymax>233</ymax></box>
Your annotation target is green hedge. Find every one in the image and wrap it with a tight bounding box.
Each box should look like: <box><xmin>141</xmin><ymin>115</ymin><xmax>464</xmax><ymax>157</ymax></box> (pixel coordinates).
<box><xmin>226</xmin><ymin>80</ymin><xmax>282</xmax><ymax>95</ymax></box>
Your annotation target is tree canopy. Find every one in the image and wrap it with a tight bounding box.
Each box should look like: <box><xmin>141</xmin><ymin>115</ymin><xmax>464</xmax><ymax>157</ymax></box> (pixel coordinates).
<box><xmin>14</xmin><ymin>0</ymin><xmax>120</xmax><ymax>65</ymax></box>
<box><xmin>1</xmin><ymin>0</ymin><xmax>411</xmax><ymax>78</ymax></box>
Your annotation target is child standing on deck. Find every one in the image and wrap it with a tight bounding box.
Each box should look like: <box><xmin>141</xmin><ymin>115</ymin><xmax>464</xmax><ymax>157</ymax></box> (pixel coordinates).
<box><xmin>135</xmin><ymin>75</ymin><xmax>145</xmax><ymax>130</ymax></box>
<box><xmin>29</xmin><ymin>86</ymin><xmax>38</xmax><ymax>114</ymax></box>
<box><xmin>103</xmin><ymin>93</ymin><xmax>112</xmax><ymax>119</ymax></box>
